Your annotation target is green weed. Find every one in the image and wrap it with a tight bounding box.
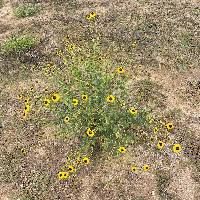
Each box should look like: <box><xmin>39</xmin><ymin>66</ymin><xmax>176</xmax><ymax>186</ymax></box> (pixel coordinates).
<box><xmin>20</xmin><ymin>40</ymin><xmax>154</xmax><ymax>172</ymax></box>
<box><xmin>13</xmin><ymin>3</ymin><xmax>41</xmax><ymax>18</ymax></box>
<box><xmin>48</xmin><ymin>49</ymin><xmax>150</xmax><ymax>160</ymax></box>
<box><xmin>0</xmin><ymin>35</ymin><xmax>39</xmax><ymax>54</ymax></box>
<box><xmin>16</xmin><ymin>39</ymin><xmax>183</xmax><ymax>182</ymax></box>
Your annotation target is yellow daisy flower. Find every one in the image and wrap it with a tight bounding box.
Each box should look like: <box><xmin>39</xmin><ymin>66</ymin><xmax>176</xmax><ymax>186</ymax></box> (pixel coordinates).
<box><xmin>20</xmin><ymin>148</ymin><xmax>27</xmax><ymax>155</ymax></box>
<box><xmin>86</xmin><ymin>128</ymin><xmax>95</xmax><ymax>137</ymax></box>
<box><xmin>86</xmin><ymin>11</ymin><xmax>97</xmax><ymax>20</ymax></box>
<box><xmin>172</xmin><ymin>144</ymin><xmax>182</xmax><ymax>153</ymax></box>
<box><xmin>86</xmin><ymin>14</ymin><xmax>92</xmax><ymax>20</ymax></box>
<box><xmin>43</xmin><ymin>98</ymin><xmax>50</xmax><ymax>107</ymax></box>
<box><xmin>72</xmin><ymin>98</ymin><xmax>79</xmax><ymax>106</ymax></box>
<box><xmin>143</xmin><ymin>164</ymin><xmax>150</xmax><ymax>172</ymax></box>
<box><xmin>64</xmin><ymin>116</ymin><xmax>70</xmax><ymax>124</ymax></box>
<box><xmin>68</xmin><ymin>44</ymin><xmax>75</xmax><ymax>51</ymax></box>
<box><xmin>132</xmin><ymin>40</ymin><xmax>137</xmax><ymax>48</ymax></box>
<box><xmin>82</xmin><ymin>94</ymin><xmax>88</xmax><ymax>101</ymax></box>
<box><xmin>67</xmin><ymin>165</ymin><xmax>75</xmax><ymax>173</ymax></box>
<box><xmin>116</xmin><ymin>66</ymin><xmax>125</xmax><ymax>74</ymax></box>
<box><xmin>131</xmin><ymin>165</ymin><xmax>138</xmax><ymax>173</ymax></box>
<box><xmin>57</xmin><ymin>172</ymin><xmax>69</xmax><ymax>180</ymax></box>
<box><xmin>51</xmin><ymin>93</ymin><xmax>61</xmax><ymax>103</ymax></box>
<box><xmin>157</xmin><ymin>141</ymin><xmax>165</xmax><ymax>150</ymax></box>
<box><xmin>106</xmin><ymin>95</ymin><xmax>115</xmax><ymax>103</ymax></box>
<box><xmin>82</xmin><ymin>157</ymin><xmax>90</xmax><ymax>165</ymax></box>
<box><xmin>129</xmin><ymin>107</ymin><xmax>138</xmax><ymax>116</ymax></box>
<box><xmin>24</xmin><ymin>104</ymin><xmax>30</xmax><ymax>113</ymax></box>
<box><xmin>165</xmin><ymin>122</ymin><xmax>174</xmax><ymax>131</ymax></box>
<box><xmin>118</xmin><ymin>146</ymin><xmax>126</xmax><ymax>153</ymax></box>
<box><xmin>90</xmin><ymin>11</ymin><xmax>97</xmax><ymax>18</ymax></box>
<box><xmin>153</xmin><ymin>127</ymin><xmax>159</xmax><ymax>134</ymax></box>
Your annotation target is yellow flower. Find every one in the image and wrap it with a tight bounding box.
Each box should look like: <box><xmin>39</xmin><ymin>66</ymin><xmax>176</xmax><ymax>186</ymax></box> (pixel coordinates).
<box><xmin>106</xmin><ymin>95</ymin><xmax>115</xmax><ymax>103</ymax></box>
<box><xmin>72</xmin><ymin>98</ymin><xmax>79</xmax><ymax>106</ymax></box>
<box><xmin>86</xmin><ymin>128</ymin><xmax>95</xmax><ymax>137</ymax></box>
<box><xmin>86</xmin><ymin>11</ymin><xmax>97</xmax><ymax>20</ymax></box>
<box><xmin>64</xmin><ymin>116</ymin><xmax>70</xmax><ymax>124</ymax></box>
<box><xmin>118</xmin><ymin>146</ymin><xmax>126</xmax><ymax>153</ymax></box>
<box><xmin>51</xmin><ymin>93</ymin><xmax>61</xmax><ymax>103</ymax></box>
<box><xmin>67</xmin><ymin>165</ymin><xmax>75</xmax><ymax>173</ymax></box>
<box><xmin>131</xmin><ymin>165</ymin><xmax>138</xmax><ymax>173</ymax></box>
<box><xmin>143</xmin><ymin>164</ymin><xmax>150</xmax><ymax>172</ymax></box>
<box><xmin>43</xmin><ymin>98</ymin><xmax>50</xmax><ymax>107</ymax></box>
<box><xmin>132</xmin><ymin>41</ymin><xmax>137</xmax><ymax>48</ymax></box>
<box><xmin>157</xmin><ymin>141</ymin><xmax>165</xmax><ymax>150</ymax></box>
<box><xmin>20</xmin><ymin>148</ymin><xmax>27</xmax><ymax>155</ymax></box>
<box><xmin>68</xmin><ymin>44</ymin><xmax>75</xmax><ymax>51</ymax></box>
<box><xmin>129</xmin><ymin>107</ymin><xmax>138</xmax><ymax>116</ymax></box>
<box><xmin>90</xmin><ymin>11</ymin><xmax>97</xmax><ymax>18</ymax></box>
<box><xmin>82</xmin><ymin>94</ymin><xmax>88</xmax><ymax>101</ymax></box>
<box><xmin>116</xmin><ymin>66</ymin><xmax>125</xmax><ymax>74</ymax></box>
<box><xmin>153</xmin><ymin>127</ymin><xmax>159</xmax><ymax>134</ymax></box>
<box><xmin>24</xmin><ymin>104</ymin><xmax>30</xmax><ymax>113</ymax></box>
<box><xmin>165</xmin><ymin>122</ymin><xmax>174</xmax><ymax>131</ymax></box>
<box><xmin>172</xmin><ymin>144</ymin><xmax>182</xmax><ymax>153</ymax></box>
<box><xmin>86</xmin><ymin>14</ymin><xmax>92</xmax><ymax>20</ymax></box>
<box><xmin>57</xmin><ymin>172</ymin><xmax>69</xmax><ymax>180</ymax></box>
<box><xmin>82</xmin><ymin>157</ymin><xmax>90</xmax><ymax>165</ymax></box>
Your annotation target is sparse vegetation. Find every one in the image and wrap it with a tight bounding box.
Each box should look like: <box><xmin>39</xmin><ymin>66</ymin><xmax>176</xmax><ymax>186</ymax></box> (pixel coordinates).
<box><xmin>0</xmin><ymin>35</ymin><xmax>39</xmax><ymax>54</ymax></box>
<box><xmin>0</xmin><ymin>0</ymin><xmax>199</xmax><ymax>199</ymax></box>
<box><xmin>13</xmin><ymin>3</ymin><xmax>41</xmax><ymax>18</ymax></box>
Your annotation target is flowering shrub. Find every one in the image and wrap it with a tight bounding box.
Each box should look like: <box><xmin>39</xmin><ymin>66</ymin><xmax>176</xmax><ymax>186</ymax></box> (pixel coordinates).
<box><xmin>19</xmin><ymin>39</ymin><xmax>183</xmax><ymax>180</ymax></box>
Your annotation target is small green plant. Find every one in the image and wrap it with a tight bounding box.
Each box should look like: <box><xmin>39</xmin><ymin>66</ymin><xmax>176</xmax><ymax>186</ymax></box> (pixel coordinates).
<box><xmin>18</xmin><ymin>40</ymin><xmax>184</xmax><ymax>182</ymax></box>
<box><xmin>36</xmin><ymin>41</ymin><xmax>151</xmax><ymax>167</ymax></box>
<box><xmin>0</xmin><ymin>35</ymin><xmax>38</xmax><ymax>54</ymax></box>
<box><xmin>13</xmin><ymin>3</ymin><xmax>40</xmax><ymax>18</ymax></box>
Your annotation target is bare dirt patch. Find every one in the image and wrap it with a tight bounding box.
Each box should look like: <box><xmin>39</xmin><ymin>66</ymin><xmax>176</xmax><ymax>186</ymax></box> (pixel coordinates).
<box><xmin>167</xmin><ymin>165</ymin><xmax>200</xmax><ymax>200</ymax></box>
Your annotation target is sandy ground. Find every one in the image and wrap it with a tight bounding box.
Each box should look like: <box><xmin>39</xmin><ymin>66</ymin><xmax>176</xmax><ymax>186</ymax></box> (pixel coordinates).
<box><xmin>0</xmin><ymin>0</ymin><xmax>199</xmax><ymax>199</ymax></box>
